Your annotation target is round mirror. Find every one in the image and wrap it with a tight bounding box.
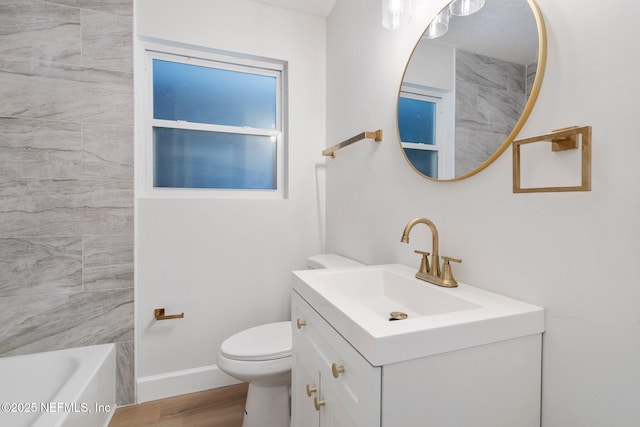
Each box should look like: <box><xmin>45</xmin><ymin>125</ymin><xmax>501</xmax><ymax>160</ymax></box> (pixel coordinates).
<box><xmin>398</xmin><ymin>0</ymin><xmax>546</xmax><ymax>181</ymax></box>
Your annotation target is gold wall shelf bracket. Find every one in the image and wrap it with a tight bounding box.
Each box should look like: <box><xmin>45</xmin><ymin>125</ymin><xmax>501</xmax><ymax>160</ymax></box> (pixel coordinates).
<box><xmin>154</xmin><ymin>308</ymin><xmax>184</xmax><ymax>320</ymax></box>
<box><xmin>512</xmin><ymin>125</ymin><xmax>592</xmax><ymax>193</ymax></box>
<box><xmin>322</xmin><ymin>129</ymin><xmax>383</xmax><ymax>158</ymax></box>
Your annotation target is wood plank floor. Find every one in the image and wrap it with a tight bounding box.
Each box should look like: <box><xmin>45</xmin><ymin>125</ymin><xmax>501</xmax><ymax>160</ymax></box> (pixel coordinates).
<box><xmin>109</xmin><ymin>384</ymin><xmax>248</xmax><ymax>427</ymax></box>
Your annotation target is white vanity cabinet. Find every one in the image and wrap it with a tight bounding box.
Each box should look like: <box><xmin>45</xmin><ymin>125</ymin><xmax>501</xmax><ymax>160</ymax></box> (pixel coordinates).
<box><xmin>292</xmin><ymin>288</ymin><xmax>542</xmax><ymax>427</ymax></box>
<box><xmin>291</xmin><ymin>292</ymin><xmax>381</xmax><ymax>427</ymax></box>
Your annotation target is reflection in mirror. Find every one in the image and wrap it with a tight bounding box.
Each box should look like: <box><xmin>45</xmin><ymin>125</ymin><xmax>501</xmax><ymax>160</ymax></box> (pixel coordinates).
<box><xmin>398</xmin><ymin>0</ymin><xmax>544</xmax><ymax>180</ymax></box>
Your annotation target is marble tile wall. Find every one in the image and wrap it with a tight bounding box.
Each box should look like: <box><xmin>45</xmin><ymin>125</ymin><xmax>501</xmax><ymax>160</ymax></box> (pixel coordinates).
<box><xmin>455</xmin><ymin>50</ymin><xmax>526</xmax><ymax>176</ymax></box>
<box><xmin>0</xmin><ymin>0</ymin><xmax>134</xmax><ymax>405</ymax></box>
<box><xmin>526</xmin><ymin>61</ymin><xmax>538</xmax><ymax>101</ymax></box>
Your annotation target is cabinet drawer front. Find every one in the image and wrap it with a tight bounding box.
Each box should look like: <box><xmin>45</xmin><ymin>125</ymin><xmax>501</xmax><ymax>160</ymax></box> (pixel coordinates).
<box><xmin>292</xmin><ymin>291</ymin><xmax>381</xmax><ymax>425</ymax></box>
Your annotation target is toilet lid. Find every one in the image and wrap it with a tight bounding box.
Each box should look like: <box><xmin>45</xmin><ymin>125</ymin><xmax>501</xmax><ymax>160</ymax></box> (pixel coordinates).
<box><xmin>220</xmin><ymin>321</ymin><xmax>292</xmax><ymax>361</ymax></box>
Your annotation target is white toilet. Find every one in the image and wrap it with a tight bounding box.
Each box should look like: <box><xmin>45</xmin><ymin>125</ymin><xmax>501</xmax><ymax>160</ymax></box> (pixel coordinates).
<box><xmin>217</xmin><ymin>254</ymin><xmax>363</xmax><ymax>427</ymax></box>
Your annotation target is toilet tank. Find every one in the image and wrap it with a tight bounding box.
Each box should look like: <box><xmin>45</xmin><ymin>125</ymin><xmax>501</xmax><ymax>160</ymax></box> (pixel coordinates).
<box><xmin>306</xmin><ymin>254</ymin><xmax>364</xmax><ymax>269</ymax></box>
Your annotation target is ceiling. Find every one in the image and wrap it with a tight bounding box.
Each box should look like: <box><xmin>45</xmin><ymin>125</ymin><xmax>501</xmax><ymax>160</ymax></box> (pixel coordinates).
<box><xmin>254</xmin><ymin>0</ymin><xmax>338</xmax><ymax>17</ymax></box>
<box><xmin>253</xmin><ymin>0</ymin><xmax>538</xmax><ymax>66</ymax></box>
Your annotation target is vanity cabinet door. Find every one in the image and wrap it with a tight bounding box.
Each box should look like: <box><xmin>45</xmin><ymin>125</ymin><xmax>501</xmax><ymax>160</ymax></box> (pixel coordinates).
<box><xmin>291</xmin><ymin>348</ymin><xmax>320</xmax><ymax>427</ymax></box>
<box><xmin>292</xmin><ymin>291</ymin><xmax>381</xmax><ymax>427</ymax></box>
<box><xmin>317</xmin><ymin>369</ymin><xmax>360</xmax><ymax>427</ymax></box>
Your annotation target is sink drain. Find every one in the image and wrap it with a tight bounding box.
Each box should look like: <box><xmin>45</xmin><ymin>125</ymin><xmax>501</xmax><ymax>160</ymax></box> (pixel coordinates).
<box><xmin>389</xmin><ymin>311</ymin><xmax>408</xmax><ymax>321</ymax></box>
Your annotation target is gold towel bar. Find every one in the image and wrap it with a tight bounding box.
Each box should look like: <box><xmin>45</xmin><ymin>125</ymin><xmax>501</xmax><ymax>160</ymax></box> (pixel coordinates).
<box><xmin>322</xmin><ymin>129</ymin><xmax>383</xmax><ymax>157</ymax></box>
<box><xmin>154</xmin><ymin>308</ymin><xmax>184</xmax><ymax>320</ymax></box>
<box><xmin>512</xmin><ymin>125</ymin><xmax>591</xmax><ymax>193</ymax></box>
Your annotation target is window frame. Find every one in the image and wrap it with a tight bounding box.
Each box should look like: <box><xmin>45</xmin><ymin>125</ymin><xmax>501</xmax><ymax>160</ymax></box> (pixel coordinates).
<box><xmin>140</xmin><ymin>41</ymin><xmax>287</xmax><ymax>199</ymax></box>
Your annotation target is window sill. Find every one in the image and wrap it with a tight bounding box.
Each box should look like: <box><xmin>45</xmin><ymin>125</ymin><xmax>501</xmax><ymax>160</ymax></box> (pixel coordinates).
<box><xmin>137</xmin><ymin>187</ymin><xmax>285</xmax><ymax>200</ymax></box>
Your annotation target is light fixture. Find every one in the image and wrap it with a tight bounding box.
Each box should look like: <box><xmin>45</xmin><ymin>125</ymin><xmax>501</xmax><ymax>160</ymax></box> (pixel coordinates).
<box><xmin>424</xmin><ymin>7</ymin><xmax>450</xmax><ymax>39</ymax></box>
<box><xmin>449</xmin><ymin>0</ymin><xmax>485</xmax><ymax>17</ymax></box>
<box><xmin>382</xmin><ymin>0</ymin><xmax>414</xmax><ymax>30</ymax></box>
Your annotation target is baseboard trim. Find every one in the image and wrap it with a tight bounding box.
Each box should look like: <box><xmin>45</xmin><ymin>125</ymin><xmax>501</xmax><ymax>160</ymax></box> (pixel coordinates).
<box><xmin>137</xmin><ymin>365</ymin><xmax>241</xmax><ymax>403</ymax></box>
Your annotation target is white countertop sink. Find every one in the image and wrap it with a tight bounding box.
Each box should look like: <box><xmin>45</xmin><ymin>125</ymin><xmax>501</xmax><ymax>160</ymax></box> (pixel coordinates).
<box><xmin>292</xmin><ymin>264</ymin><xmax>544</xmax><ymax>366</ymax></box>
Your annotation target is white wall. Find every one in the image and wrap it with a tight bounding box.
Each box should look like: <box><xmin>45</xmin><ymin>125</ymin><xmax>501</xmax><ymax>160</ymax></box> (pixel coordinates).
<box><xmin>135</xmin><ymin>0</ymin><xmax>326</xmax><ymax>401</ymax></box>
<box><xmin>326</xmin><ymin>0</ymin><xmax>640</xmax><ymax>426</ymax></box>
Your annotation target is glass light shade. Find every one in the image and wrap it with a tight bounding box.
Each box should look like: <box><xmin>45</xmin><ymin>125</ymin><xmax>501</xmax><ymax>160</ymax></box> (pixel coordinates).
<box><xmin>449</xmin><ymin>0</ymin><xmax>485</xmax><ymax>16</ymax></box>
<box><xmin>382</xmin><ymin>0</ymin><xmax>414</xmax><ymax>30</ymax></box>
<box><xmin>424</xmin><ymin>8</ymin><xmax>450</xmax><ymax>39</ymax></box>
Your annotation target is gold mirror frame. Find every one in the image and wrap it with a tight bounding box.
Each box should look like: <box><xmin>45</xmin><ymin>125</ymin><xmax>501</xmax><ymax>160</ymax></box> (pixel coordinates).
<box><xmin>397</xmin><ymin>0</ymin><xmax>547</xmax><ymax>182</ymax></box>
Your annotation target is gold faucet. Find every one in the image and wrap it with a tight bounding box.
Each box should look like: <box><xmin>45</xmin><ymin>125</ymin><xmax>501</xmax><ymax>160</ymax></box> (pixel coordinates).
<box><xmin>400</xmin><ymin>217</ymin><xmax>461</xmax><ymax>288</ymax></box>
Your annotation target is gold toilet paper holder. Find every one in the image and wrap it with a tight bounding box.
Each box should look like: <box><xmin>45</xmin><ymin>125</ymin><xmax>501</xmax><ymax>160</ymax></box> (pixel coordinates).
<box><xmin>154</xmin><ymin>308</ymin><xmax>184</xmax><ymax>320</ymax></box>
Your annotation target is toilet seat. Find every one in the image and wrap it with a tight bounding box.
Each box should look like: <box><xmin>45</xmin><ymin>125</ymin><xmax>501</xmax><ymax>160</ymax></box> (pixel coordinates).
<box><xmin>220</xmin><ymin>321</ymin><xmax>291</xmax><ymax>362</ymax></box>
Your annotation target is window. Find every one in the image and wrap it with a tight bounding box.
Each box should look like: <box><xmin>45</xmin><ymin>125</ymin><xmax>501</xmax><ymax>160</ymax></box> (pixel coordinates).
<box><xmin>143</xmin><ymin>44</ymin><xmax>286</xmax><ymax>197</ymax></box>
<box><xmin>398</xmin><ymin>85</ymin><xmax>453</xmax><ymax>179</ymax></box>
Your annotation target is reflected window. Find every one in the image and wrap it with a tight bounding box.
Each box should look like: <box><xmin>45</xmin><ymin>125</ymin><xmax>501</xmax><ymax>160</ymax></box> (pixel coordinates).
<box><xmin>404</xmin><ymin>146</ymin><xmax>438</xmax><ymax>178</ymax></box>
<box><xmin>398</xmin><ymin>97</ymin><xmax>436</xmax><ymax>145</ymax></box>
<box><xmin>398</xmin><ymin>85</ymin><xmax>452</xmax><ymax>179</ymax></box>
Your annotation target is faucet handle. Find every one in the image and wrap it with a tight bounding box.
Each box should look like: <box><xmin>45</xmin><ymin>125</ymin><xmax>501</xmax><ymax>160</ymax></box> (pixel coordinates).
<box><xmin>440</xmin><ymin>256</ymin><xmax>462</xmax><ymax>288</ymax></box>
<box><xmin>414</xmin><ymin>250</ymin><xmax>430</xmax><ymax>274</ymax></box>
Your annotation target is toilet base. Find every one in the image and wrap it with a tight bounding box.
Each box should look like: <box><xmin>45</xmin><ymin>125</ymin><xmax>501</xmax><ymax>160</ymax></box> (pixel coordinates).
<box><xmin>242</xmin><ymin>383</ymin><xmax>290</xmax><ymax>427</ymax></box>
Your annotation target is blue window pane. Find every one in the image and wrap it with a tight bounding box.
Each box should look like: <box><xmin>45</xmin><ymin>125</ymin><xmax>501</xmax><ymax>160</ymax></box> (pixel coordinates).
<box><xmin>153</xmin><ymin>128</ymin><xmax>276</xmax><ymax>189</ymax></box>
<box><xmin>153</xmin><ymin>59</ymin><xmax>277</xmax><ymax>129</ymax></box>
<box><xmin>398</xmin><ymin>97</ymin><xmax>436</xmax><ymax>145</ymax></box>
<box><xmin>404</xmin><ymin>148</ymin><xmax>438</xmax><ymax>178</ymax></box>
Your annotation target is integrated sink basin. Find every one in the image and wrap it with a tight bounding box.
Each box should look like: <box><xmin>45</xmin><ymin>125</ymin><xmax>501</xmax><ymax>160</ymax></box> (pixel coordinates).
<box><xmin>307</xmin><ymin>266</ymin><xmax>479</xmax><ymax>320</ymax></box>
<box><xmin>292</xmin><ymin>264</ymin><xmax>544</xmax><ymax>366</ymax></box>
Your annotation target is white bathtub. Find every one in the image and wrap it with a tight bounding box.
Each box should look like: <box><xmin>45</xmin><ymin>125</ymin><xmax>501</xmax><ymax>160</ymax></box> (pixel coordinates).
<box><xmin>0</xmin><ymin>344</ymin><xmax>116</xmax><ymax>427</ymax></box>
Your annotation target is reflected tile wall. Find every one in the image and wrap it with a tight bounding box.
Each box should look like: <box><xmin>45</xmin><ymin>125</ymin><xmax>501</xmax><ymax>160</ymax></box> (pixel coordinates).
<box><xmin>0</xmin><ymin>0</ymin><xmax>134</xmax><ymax>404</ymax></box>
<box><xmin>455</xmin><ymin>50</ymin><xmax>526</xmax><ymax>176</ymax></box>
<box><xmin>526</xmin><ymin>61</ymin><xmax>538</xmax><ymax>100</ymax></box>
